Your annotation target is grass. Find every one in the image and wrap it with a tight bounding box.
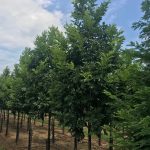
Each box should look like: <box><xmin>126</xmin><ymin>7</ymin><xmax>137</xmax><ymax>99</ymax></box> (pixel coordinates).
<box><xmin>0</xmin><ymin>146</ymin><xmax>5</xmax><ymax>150</ymax></box>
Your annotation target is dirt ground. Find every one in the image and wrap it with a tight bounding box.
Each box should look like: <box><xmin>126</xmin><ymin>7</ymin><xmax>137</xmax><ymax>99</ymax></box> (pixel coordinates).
<box><xmin>0</xmin><ymin>116</ymin><xmax>107</xmax><ymax>150</ymax></box>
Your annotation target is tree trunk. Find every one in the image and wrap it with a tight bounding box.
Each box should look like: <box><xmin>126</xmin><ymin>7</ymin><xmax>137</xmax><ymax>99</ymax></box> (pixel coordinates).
<box><xmin>5</xmin><ymin>109</ymin><xmax>9</xmax><ymax>136</ymax></box>
<box><xmin>41</xmin><ymin>113</ymin><xmax>44</xmax><ymax>127</ymax></box>
<box><xmin>27</xmin><ymin>116</ymin><xmax>30</xmax><ymax>131</ymax></box>
<box><xmin>98</xmin><ymin>129</ymin><xmax>102</xmax><ymax>146</ymax></box>
<box><xmin>16</xmin><ymin>111</ymin><xmax>20</xmax><ymax>144</ymax></box>
<box><xmin>74</xmin><ymin>137</ymin><xmax>78</xmax><ymax>150</ymax></box>
<box><xmin>62</xmin><ymin>113</ymin><xmax>65</xmax><ymax>134</ymax></box>
<box><xmin>109</xmin><ymin>121</ymin><xmax>113</xmax><ymax>150</ymax></box>
<box><xmin>98</xmin><ymin>134</ymin><xmax>101</xmax><ymax>147</ymax></box>
<box><xmin>0</xmin><ymin>109</ymin><xmax>3</xmax><ymax>133</ymax></box>
<box><xmin>47</xmin><ymin>112</ymin><xmax>51</xmax><ymax>150</ymax></box>
<box><xmin>42</xmin><ymin>118</ymin><xmax>44</xmax><ymax>127</ymax></box>
<box><xmin>28</xmin><ymin>116</ymin><xmax>32</xmax><ymax>150</ymax></box>
<box><xmin>13</xmin><ymin>112</ymin><xmax>16</xmax><ymax>126</ymax></box>
<box><xmin>3</xmin><ymin>110</ymin><xmax>5</xmax><ymax>121</ymax></box>
<box><xmin>20</xmin><ymin>113</ymin><xmax>23</xmax><ymax>128</ymax></box>
<box><xmin>52</xmin><ymin>117</ymin><xmax>55</xmax><ymax>144</ymax></box>
<box><xmin>88</xmin><ymin>122</ymin><xmax>92</xmax><ymax>150</ymax></box>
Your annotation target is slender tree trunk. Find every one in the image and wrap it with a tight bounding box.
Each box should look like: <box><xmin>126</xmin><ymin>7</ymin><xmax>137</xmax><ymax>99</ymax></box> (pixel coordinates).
<box><xmin>5</xmin><ymin>109</ymin><xmax>9</xmax><ymax>136</ymax></box>
<box><xmin>13</xmin><ymin>112</ymin><xmax>16</xmax><ymax>126</ymax></box>
<box><xmin>88</xmin><ymin>122</ymin><xmax>92</xmax><ymax>150</ymax></box>
<box><xmin>28</xmin><ymin>116</ymin><xmax>32</xmax><ymax>150</ymax></box>
<box><xmin>47</xmin><ymin>112</ymin><xmax>51</xmax><ymax>150</ymax></box>
<box><xmin>41</xmin><ymin>113</ymin><xmax>44</xmax><ymax>127</ymax></box>
<box><xmin>109</xmin><ymin>121</ymin><xmax>113</xmax><ymax>150</ymax></box>
<box><xmin>16</xmin><ymin>111</ymin><xmax>20</xmax><ymax>144</ymax></box>
<box><xmin>0</xmin><ymin>109</ymin><xmax>3</xmax><ymax>133</ymax></box>
<box><xmin>74</xmin><ymin>137</ymin><xmax>78</xmax><ymax>150</ymax></box>
<box><xmin>52</xmin><ymin>117</ymin><xmax>55</xmax><ymax>144</ymax></box>
<box><xmin>88</xmin><ymin>91</ymin><xmax>92</xmax><ymax>150</ymax></box>
<box><xmin>3</xmin><ymin>110</ymin><xmax>5</xmax><ymax>121</ymax></box>
<box><xmin>27</xmin><ymin>116</ymin><xmax>30</xmax><ymax>131</ymax></box>
<box><xmin>20</xmin><ymin>113</ymin><xmax>23</xmax><ymax>128</ymax></box>
<box><xmin>98</xmin><ymin>129</ymin><xmax>102</xmax><ymax>146</ymax></box>
<box><xmin>42</xmin><ymin>118</ymin><xmax>44</xmax><ymax>127</ymax></box>
<box><xmin>62</xmin><ymin>113</ymin><xmax>65</xmax><ymax>134</ymax></box>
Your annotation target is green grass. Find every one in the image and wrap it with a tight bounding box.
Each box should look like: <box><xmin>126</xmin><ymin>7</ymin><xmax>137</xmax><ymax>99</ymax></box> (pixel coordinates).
<box><xmin>0</xmin><ymin>146</ymin><xmax>5</xmax><ymax>150</ymax></box>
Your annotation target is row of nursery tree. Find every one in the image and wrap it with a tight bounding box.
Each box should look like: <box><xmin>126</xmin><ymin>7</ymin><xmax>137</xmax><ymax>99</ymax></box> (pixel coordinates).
<box><xmin>0</xmin><ymin>0</ymin><xmax>150</xmax><ymax>150</ymax></box>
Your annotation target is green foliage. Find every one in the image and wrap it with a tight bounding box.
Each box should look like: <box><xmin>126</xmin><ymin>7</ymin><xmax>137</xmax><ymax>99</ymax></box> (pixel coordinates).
<box><xmin>0</xmin><ymin>1</ymin><xmax>149</xmax><ymax>150</ymax></box>
<box><xmin>0</xmin><ymin>67</ymin><xmax>13</xmax><ymax>110</ymax></box>
<box><xmin>112</xmin><ymin>1</ymin><xmax>150</xmax><ymax>149</ymax></box>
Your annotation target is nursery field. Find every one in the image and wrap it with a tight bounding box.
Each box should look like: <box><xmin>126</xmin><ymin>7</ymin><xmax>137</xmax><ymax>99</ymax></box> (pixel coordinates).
<box><xmin>0</xmin><ymin>114</ymin><xmax>107</xmax><ymax>150</ymax></box>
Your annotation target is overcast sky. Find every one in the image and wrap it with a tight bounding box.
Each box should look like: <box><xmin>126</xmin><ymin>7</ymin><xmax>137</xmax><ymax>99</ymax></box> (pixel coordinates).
<box><xmin>0</xmin><ymin>0</ymin><xmax>143</xmax><ymax>73</ymax></box>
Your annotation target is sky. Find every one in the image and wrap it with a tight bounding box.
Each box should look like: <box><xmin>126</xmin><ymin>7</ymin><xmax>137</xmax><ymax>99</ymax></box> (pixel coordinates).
<box><xmin>0</xmin><ymin>0</ymin><xmax>143</xmax><ymax>73</ymax></box>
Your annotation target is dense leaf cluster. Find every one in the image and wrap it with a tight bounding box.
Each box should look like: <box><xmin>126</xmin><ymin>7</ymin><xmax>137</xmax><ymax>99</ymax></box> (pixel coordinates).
<box><xmin>0</xmin><ymin>0</ymin><xmax>149</xmax><ymax>149</ymax></box>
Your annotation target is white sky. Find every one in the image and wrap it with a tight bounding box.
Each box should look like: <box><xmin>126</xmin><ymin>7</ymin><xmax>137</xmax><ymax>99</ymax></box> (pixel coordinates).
<box><xmin>0</xmin><ymin>0</ymin><xmax>64</xmax><ymax>73</ymax></box>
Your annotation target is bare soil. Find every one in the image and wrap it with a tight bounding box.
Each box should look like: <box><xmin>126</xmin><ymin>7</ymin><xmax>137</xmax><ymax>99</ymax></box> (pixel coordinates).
<box><xmin>0</xmin><ymin>116</ymin><xmax>107</xmax><ymax>150</ymax></box>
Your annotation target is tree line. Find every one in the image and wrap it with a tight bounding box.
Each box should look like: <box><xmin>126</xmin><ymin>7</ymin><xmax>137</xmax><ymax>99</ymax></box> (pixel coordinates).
<box><xmin>0</xmin><ymin>0</ymin><xmax>150</xmax><ymax>150</ymax></box>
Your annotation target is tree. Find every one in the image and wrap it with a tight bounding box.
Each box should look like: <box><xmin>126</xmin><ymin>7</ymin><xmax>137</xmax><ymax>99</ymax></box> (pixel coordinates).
<box><xmin>61</xmin><ymin>0</ymin><xmax>124</xmax><ymax>149</ymax></box>
<box><xmin>111</xmin><ymin>1</ymin><xmax>150</xmax><ymax>149</ymax></box>
<box><xmin>0</xmin><ymin>67</ymin><xmax>13</xmax><ymax>136</ymax></box>
<box><xmin>11</xmin><ymin>64</ymin><xmax>26</xmax><ymax>144</ymax></box>
<box><xmin>20</xmin><ymin>27</ymin><xmax>67</xmax><ymax>150</ymax></box>
<box><xmin>130</xmin><ymin>0</ymin><xmax>150</xmax><ymax>149</ymax></box>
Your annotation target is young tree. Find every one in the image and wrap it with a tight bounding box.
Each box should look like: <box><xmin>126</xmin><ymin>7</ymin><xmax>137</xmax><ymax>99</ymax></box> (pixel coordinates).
<box><xmin>111</xmin><ymin>1</ymin><xmax>150</xmax><ymax>149</ymax></box>
<box><xmin>11</xmin><ymin>64</ymin><xmax>26</xmax><ymax>144</ymax></box>
<box><xmin>0</xmin><ymin>67</ymin><xmax>13</xmax><ymax>136</ymax></box>
<box><xmin>24</xmin><ymin>27</ymin><xmax>66</xmax><ymax>150</ymax></box>
<box><xmin>130</xmin><ymin>0</ymin><xmax>150</xmax><ymax>149</ymax></box>
<box><xmin>62</xmin><ymin>0</ymin><xmax>124</xmax><ymax>149</ymax></box>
